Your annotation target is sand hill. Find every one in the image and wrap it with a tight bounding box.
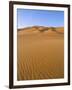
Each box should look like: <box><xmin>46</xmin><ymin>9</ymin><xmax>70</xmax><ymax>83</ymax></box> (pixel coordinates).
<box><xmin>18</xmin><ymin>26</ymin><xmax>64</xmax><ymax>35</ymax></box>
<box><xmin>17</xmin><ymin>26</ymin><xmax>64</xmax><ymax>80</ymax></box>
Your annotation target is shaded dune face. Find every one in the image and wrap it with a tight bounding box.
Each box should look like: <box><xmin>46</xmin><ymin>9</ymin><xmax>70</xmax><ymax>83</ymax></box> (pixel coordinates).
<box><xmin>17</xmin><ymin>26</ymin><xmax>64</xmax><ymax>80</ymax></box>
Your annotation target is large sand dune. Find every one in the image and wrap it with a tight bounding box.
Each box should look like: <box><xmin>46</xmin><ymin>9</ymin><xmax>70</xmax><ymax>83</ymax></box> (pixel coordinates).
<box><xmin>17</xmin><ymin>26</ymin><xmax>64</xmax><ymax>80</ymax></box>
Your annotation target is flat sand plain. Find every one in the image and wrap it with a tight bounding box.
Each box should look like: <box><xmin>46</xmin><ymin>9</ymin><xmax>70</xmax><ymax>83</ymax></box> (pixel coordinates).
<box><xmin>17</xmin><ymin>26</ymin><xmax>64</xmax><ymax>80</ymax></box>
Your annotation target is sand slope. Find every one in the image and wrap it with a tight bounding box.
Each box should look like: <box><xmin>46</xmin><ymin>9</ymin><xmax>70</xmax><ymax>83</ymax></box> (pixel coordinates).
<box><xmin>17</xmin><ymin>26</ymin><xmax>64</xmax><ymax>80</ymax></box>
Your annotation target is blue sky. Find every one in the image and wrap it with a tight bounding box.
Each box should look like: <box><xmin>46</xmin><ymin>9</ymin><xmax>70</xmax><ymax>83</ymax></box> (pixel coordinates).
<box><xmin>17</xmin><ymin>9</ymin><xmax>64</xmax><ymax>29</ymax></box>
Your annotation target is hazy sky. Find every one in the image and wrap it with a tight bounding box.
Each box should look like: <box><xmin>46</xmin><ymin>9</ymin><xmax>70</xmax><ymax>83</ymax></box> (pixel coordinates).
<box><xmin>17</xmin><ymin>9</ymin><xmax>64</xmax><ymax>29</ymax></box>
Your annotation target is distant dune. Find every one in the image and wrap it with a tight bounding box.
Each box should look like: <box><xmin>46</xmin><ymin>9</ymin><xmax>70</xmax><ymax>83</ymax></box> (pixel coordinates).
<box><xmin>17</xmin><ymin>26</ymin><xmax>64</xmax><ymax>80</ymax></box>
<box><xmin>18</xmin><ymin>26</ymin><xmax>64</xmax><ymax>35</ymax></box>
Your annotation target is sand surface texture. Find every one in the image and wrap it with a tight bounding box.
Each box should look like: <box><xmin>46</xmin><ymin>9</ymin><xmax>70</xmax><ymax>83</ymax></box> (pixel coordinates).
<box><xmin>17</xmin><ymin>26</ymin><xmax>64</xmax><ymax>80</ymax></box>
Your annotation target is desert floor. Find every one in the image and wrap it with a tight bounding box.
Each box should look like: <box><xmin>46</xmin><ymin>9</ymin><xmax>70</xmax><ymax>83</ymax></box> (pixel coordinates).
<box><xmin>17</xmin><ymin>27</ymin><xmax>64</xmax><ymax>80</ymax></box>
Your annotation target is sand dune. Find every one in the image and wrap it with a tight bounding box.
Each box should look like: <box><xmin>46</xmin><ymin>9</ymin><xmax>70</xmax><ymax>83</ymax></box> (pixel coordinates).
<box><xmin>17</xmin><ymin>26</ymin><xmax>64</xmax><ymax>80</ymax></box>
<box><xmin>18</xmin><ymin>26</ymin><xmax>64</xmax><ymax>34</ymax></box>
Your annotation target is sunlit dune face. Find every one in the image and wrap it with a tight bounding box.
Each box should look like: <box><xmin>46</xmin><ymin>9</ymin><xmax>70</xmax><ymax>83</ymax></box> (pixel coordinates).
<box><xmin>17</xmin><ymin>26</ymin><xmax>64</xmax><ymax>80</ymax></box>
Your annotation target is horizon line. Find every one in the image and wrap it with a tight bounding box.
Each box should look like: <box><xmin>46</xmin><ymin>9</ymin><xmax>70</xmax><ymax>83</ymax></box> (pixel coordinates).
<box><xmin>17</xmin><ymin>25</ymin><xmax>64</xmax><ymax>29</ymax></box>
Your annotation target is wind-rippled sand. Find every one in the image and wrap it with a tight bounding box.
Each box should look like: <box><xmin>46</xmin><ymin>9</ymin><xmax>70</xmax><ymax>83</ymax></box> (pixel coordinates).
<box><xmin>17</xmin><ymin>26</ymin><xmax>64</xmax><ymax>80</ymax></box>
